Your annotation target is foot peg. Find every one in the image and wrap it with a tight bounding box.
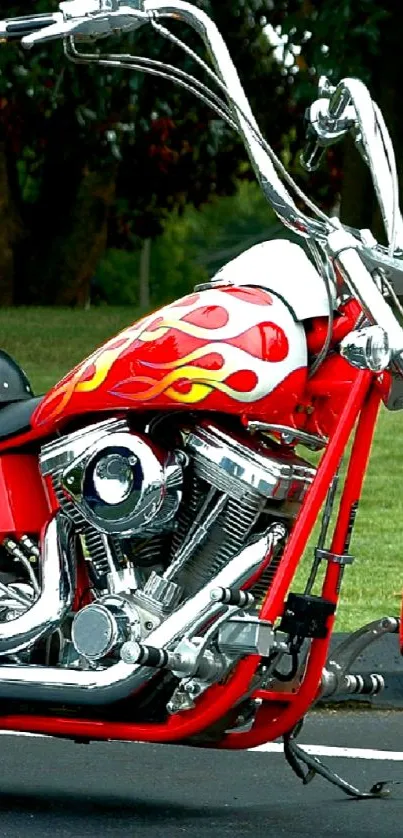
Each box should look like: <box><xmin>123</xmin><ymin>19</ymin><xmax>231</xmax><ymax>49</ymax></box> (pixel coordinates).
<box><xmin>120</xmin><ymin>639</ymin><xmax>225</xmax><ymax>682</ymax></box>
<box><xmin>321</xmin><ymin>616</ymin><xmax>398</xmax><ymax>699</ymax></box>
<box><xmin>344</xmin><ymin>673</ymin><xmax>384</xmax><ymax>697</ymax></box>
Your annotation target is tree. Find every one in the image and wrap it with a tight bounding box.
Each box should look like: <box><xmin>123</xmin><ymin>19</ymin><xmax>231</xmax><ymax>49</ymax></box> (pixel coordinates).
<box><xmin>269</xmin><ymin>1</ymin><xmax>399</xmax><ymax>239</ymax></box>
<box><xmin>0</xmin><ymin>0</ymin><xmax>289</xmax><ymax>305</ymax></box>
<box><xmin>2</xmin><ymin>0</ymin><xmax>396</xmax><ymax>307</ymax></box>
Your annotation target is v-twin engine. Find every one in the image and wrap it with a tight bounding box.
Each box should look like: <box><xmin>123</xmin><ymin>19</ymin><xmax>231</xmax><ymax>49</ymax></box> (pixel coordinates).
<box><xmin>0</xmin><ymin>416</ymin><xmax>316</xmax><ymax>711</ymax></box>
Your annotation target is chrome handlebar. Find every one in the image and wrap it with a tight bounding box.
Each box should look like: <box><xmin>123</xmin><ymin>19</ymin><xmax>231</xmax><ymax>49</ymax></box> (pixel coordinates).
<box><xmin>303</xmin><ymin>76</ymin><xmax>403</xmax><ymax>254</ymax></box>
<box><xmin>3</xmin><ymin>0</ymin><xmax>403</xmax><ymax>358</ymax></box>
<box><xmin>0</xmin><ymin>13</ymin><xmax>61</xmax><ymax>38</ymax></box>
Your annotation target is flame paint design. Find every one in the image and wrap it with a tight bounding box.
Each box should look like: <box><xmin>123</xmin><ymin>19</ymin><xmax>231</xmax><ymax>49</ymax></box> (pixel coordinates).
<box><xmin>114</xmin><ymin>343</ymin><xmax>273</xmax><ymax>404</ymax></box>
<box><xmin>34</xmin><ymin>286</ymin><xmax>307</xmax><ymax>425</ymax></box>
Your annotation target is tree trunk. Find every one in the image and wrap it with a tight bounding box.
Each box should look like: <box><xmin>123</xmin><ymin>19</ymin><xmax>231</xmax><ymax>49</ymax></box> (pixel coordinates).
<box><xmin>0</xmin><ymin>143</ymin><xmax>23</xmax><ymax>305</ymax></box>
<box><xmin>139</xmin><ymin>238</ymin><xmax>151</xmax><ymax>309</ymax></box>
<box><xmin>26</xmin><ymin>166</ymin><xmax>116</xmax><ymax>306</ymax></box>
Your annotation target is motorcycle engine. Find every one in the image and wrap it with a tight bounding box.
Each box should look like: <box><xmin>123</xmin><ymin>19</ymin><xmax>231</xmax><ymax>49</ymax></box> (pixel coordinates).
<box><xmin>36</xmin><ymin>416</ymin><xmax>315</xmax><ymax>666</ymax></box>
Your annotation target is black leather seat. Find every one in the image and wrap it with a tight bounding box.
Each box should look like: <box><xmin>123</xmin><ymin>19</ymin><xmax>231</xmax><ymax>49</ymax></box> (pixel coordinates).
<box><xmin>0</xmin><ymin>397</ymin><xmax>43</xmax><ymax>441</ymax></box>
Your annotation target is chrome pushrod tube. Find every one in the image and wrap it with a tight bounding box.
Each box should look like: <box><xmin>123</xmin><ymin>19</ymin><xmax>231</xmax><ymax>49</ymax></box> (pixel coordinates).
<box><xmin>0</xmin><ymin>526</ymin><xmax>282</xmax><ymax>705</ymax></box>
<box><xmin>0</xmin><ymin>516</ymin><xmax>75</xmax><ymax>655</ymax></box>
<box><xmin>140</xmin><ymin>0</ymin><xmax>330</xmax><ymax>241</ymax></box>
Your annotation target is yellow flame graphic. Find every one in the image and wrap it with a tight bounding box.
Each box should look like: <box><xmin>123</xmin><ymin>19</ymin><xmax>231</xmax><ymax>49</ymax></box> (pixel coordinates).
<box><xmin>40</xmin><ymin>288</ymin><xmax>286</xmax><ymax>419</ymax></box>
<box><xmin>113</xmin><ymin>342</ymin><xmax>287</xmax><ymax>404</ymax></box>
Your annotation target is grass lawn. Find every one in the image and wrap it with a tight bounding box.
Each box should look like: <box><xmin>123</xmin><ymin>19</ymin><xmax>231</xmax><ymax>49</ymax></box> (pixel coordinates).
<box><xmin>0</xmin><ymin>306</ymin><xmax>402</xmax><ymax>632</ymax></box>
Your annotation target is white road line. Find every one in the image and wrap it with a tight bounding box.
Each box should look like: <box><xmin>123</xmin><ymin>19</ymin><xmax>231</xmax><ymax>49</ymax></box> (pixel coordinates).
<box><xmin>0</xmin><ymin>731</ymin><xmax>402</xmax><ymax>761</ymax></box>
<box><xmin>251</xmin><ymin>742</ymin><xmax>403</xmax><ymax>761</ymax></box>
<box><xmin>0</xmin><ymin>730</ymin><xmax>45</xmax><ymax>738</ymax></box>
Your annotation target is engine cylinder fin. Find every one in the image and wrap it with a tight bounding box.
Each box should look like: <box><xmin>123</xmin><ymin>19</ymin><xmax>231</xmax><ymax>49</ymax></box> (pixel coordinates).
<box><xmin>173</xmin><ymin>488</ymin><xmax>264</xmax><ymax>596</ymax></box>
<box><xmin>82</xmin><ymin>529</ymin><xmax>111</xmax><ymax>582</ymax></box>
<box><xmin>53</xmin><ymin>479</ymin><xmax>84</xmax><ymax>530</ymax></box>
<box><xmin>249</xmin><ymin>551</ymin><xmax>283</xmax><ymax>602</ymax></box>
<box><xmin>170</xmin><ymin>472</ymin><xmax>205</xmax><ymax>557</ymax></box>
<box><xmin>165</xmin><ymin>488</ymin><xmax>227</xmax><ymax>582</ymax></box>
<box><xmin>109</xmin><ymin>536</ymin><xmax>126</xmax><ymax>567</ymax></box>
<box><xmin>128</xmin><ymin>536</ymin><xmax>165</xmax><ymax>568</ymax></box>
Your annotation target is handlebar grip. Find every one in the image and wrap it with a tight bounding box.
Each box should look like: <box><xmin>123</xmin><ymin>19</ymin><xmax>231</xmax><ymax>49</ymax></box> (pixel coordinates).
<box><xmin>0</xmin><ymin>14</ymin><xmax>59</xmax><ymax>40</ymax></box>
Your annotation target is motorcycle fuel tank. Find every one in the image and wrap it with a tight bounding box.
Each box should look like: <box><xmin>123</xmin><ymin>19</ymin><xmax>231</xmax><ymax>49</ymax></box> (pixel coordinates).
<box><xmin>32</xmin><ymin>285</ymin><xmax>308</xmax><ymax>431</ymax></box>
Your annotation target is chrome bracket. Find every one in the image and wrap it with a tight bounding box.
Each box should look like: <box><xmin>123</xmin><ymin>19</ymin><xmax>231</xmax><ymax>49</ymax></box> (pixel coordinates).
<box><xmin>217</xmin><ymin>615</ymin><xmax>276</xmax><ymax>657</ymax></box>
<box><xmin>246</xmin><ymin>421</ymin><xmax>327</xmax><ymax>451</ymax></box>
<box><xmin>315</xmin><ymin>548</ymin><xmax>355</xmax><ymax>566</ymax></box>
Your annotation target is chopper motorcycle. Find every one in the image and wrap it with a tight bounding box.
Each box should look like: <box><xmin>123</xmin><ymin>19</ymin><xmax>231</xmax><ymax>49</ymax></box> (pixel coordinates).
<box><xmin>0</xmin><ymin>0</ymin><xmax>402</xmax><ymax>801</ymax></box>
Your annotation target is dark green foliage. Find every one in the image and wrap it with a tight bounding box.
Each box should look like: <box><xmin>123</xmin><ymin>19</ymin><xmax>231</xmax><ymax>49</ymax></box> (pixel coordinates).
<box><xmin>96</xmin><ymin>180</ymin><xmax>281</xmax><ymax>304</ymax></box>
<box><xmin>268</xmin><ymin>2</ymin><xmax>401</xmax><ymax>234</ymax></box>
<box><xmin>0</xmin><ymin>0</ymin><xmax>287</xmax><ymax>304</ymax></box>
<box><xmin>0</xmin><ymin>1</ymin><xmax>400</xmax><ymax>304</ymax></box>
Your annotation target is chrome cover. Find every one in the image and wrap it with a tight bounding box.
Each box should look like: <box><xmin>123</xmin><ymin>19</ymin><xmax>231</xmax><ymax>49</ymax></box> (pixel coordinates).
<box><xmin>40</xmin><ymin>417</ymin><xmax>129</xmax><ymax>477</ymax></box>
<box><xmin>40</xmin><ymin>418</ymin><xmax>184</xmax><ymax>537</ymax></box>
<box><xmin>72</xmin><ymin>594</ymin><xmax>142</xmax><ymax>661</ymax></box>
<box><xmin>61</xmin><ymin>431</ymin><xmax>167</xmax><ymax>535</ymax></box>
<box><xmin>186</xmin><ymin>424</ymin><xmax>315</xmax><ymax>504</ymax></box>
<box><xmin>217</xmin><ymin>615</ymin><xmax>275</xmax><ymax>657</ymax></box>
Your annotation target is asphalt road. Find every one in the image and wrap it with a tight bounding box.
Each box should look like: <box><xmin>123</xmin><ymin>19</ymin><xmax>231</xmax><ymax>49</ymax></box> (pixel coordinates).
<box><xmin>1</xmin><ymin>710</ymin><xmax>403</xmax><ymax>837</ymax></box>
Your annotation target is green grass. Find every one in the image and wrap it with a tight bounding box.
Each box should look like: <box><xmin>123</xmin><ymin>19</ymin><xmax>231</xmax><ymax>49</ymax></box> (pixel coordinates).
<box><xmin>0</xmin><ymin>306</ymin><xmax>143</xmax><ymax>394</ymax></box>
<box><xmin>0</xmin><ymin>306</ymin><xmax>401</xmax><ymax>631</ymax></box>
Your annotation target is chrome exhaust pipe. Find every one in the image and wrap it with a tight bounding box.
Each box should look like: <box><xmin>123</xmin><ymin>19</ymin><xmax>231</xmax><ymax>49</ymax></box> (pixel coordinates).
<box><xmin>0</xmin><ymin>516</ymin><xmax>75</xmax><ymax>655</ymax></box>
<box><xmin>0</xmin><ymin>523</ymin><xmax>284</xmax><ymax>705</ymax></box>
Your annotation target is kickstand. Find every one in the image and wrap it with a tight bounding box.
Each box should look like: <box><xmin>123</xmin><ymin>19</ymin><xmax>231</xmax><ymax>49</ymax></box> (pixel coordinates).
<box><xmin>283</xmin><ymin>722</ymin><xmax>394</xmax><ymax>800</ymax></box>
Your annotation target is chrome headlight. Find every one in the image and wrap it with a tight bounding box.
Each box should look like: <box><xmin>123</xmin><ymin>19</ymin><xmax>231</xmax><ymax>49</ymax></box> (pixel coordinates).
<box><xmin>340</xmin><ymin>325</ymin><xmax>391</xmax><ymax>373</ymax></box>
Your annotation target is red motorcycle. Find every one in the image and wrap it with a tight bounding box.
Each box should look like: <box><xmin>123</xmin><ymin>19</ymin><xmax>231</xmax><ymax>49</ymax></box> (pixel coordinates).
<box><xmin>0</xmin><ymin>0</ymin><xmax>402</xmax><ymax>800</ymax></box>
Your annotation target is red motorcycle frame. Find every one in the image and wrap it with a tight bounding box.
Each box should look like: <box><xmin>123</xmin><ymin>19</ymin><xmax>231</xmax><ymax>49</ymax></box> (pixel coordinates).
<box><xmin>1</xmin><ymin>4</ymin><xmax>403</xmax><ymax>804</ymax></box>
<box><xmin>0</xmin><ymin>297</ymin><xmax>392</xmax><ymax>749</ymax></box>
